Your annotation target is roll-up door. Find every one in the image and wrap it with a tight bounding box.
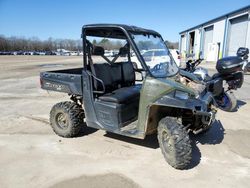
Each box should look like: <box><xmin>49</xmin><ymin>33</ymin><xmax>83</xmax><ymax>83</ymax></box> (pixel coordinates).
<box><xmin>203</xmin><ymin>25</ymin><xmax>214</xmax><ymax>59</ymax></box>
<box><xmin>226</xmin><ymin>14</ymin><xmax>248</xmax><ymax>56</ymax></box>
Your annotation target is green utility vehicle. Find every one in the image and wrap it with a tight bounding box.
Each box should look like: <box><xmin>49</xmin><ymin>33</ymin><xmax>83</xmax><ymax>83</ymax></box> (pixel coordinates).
<box><xmin>40</xmin><ymin>24</ymin><xmax>216</xmax><ymax>169</ymax></box>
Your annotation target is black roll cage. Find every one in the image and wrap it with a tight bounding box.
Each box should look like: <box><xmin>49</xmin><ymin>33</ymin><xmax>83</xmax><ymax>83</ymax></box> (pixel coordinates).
<box><xmin>86</xmin><ymin>39</ymin><xmax>130</xmax><ymax>65</ymax></box>
<box><xmin>81</xmin><ymin>24</ymin><xmax>163</xmax><ymax>77</ymax></box>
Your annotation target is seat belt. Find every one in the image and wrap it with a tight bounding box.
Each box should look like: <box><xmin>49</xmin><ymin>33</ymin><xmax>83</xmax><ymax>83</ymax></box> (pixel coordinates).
<box><xmin>87</xmin><ymin>41</ymin><xmax>97</xmax><ymax>89</ymax></box>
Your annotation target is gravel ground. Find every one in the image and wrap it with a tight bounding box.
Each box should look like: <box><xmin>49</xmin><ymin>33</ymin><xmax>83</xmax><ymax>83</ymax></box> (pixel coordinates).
<box><xmin>0</xmin><ymin>56</ymin><xmax>250</xmax><ymax>188</ymax></box>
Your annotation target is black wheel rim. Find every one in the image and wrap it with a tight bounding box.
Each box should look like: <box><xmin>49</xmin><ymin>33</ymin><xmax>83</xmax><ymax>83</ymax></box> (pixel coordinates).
<box><xmin>162</xmin><ymin>130</ymin><xmax>174</xmax><ymax>155</ymax></box>
<box><xmin>56</xmin><ymin>112</ymin><xmax>68</xmax><ymax>129</ymax></box>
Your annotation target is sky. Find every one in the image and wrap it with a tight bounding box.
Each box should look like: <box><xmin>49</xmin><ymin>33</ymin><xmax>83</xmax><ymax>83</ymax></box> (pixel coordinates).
<box><xmin>0</xmin><ymin>0</ymin><xmax>249</xmax><ymax>42</ymax></box>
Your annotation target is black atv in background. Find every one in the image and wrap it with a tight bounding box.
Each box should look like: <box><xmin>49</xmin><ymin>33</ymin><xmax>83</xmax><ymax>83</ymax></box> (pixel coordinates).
<box><xmin>184</xmin><ymin>47</ymin><xmax>249</xmax><ymax>112</ymax></box>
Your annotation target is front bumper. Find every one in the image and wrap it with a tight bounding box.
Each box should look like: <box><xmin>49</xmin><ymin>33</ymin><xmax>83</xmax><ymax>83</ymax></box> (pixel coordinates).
<box><xmin>193</xmin><ymin>109</ymin><xmax>216</xmax><ymax>125</ymax></box>
<box><xmin>155</xmin><ymin>91</ymin><xmax>214</xmax><ymax>113</ymax></box>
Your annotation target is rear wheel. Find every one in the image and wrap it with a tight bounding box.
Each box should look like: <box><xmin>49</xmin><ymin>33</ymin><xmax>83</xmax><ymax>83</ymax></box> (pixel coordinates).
<box><xmin>216</xmin><ymin>91</ymin><xmax>237</xmax><ymax>112</ymax></box>
<box><xmin>50</xmin><ymin>101</ymin><xmax>85</xmax><ymax>137</ymax></box>
<box><xmin>157</xmin><ymin>117</ymin><xmax>192</xmax><ymax>169</ymax></box>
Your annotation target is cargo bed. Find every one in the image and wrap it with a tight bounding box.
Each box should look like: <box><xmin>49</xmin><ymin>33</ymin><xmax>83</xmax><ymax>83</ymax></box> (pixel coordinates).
<box><xmin>40</xmin><ymin>68</ymin><xmax>83</xmax><ymax>95</ymax></box>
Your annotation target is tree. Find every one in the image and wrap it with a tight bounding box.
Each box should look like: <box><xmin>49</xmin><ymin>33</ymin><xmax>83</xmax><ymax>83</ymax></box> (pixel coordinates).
<box><xmin>165</xmin><ymin>40</ymin><xmax>179</xmax><ymax>49</ymax></box>
<box><xmin>0</xmin><ymin>35</ymin><xmax>83</xmax><ymax>51</ymax></box>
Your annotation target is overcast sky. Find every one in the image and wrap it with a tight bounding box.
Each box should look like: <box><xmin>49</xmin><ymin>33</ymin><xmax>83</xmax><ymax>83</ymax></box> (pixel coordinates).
<box><xmin>0</xmin><ymin>0</ymin><xmax>249</xmax><ymax>41</ymax></box>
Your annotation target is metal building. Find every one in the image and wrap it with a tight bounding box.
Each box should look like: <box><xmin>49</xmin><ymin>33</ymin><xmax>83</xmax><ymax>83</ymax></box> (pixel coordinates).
<box><xmin>179</xmin><ymin>5</ymin><xmax>250</xmax><ymax>62</ymax></box>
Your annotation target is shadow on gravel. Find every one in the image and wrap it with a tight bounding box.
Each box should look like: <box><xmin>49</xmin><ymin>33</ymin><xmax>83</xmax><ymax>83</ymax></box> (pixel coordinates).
<box><xmin>229</xmin><ymin>100</ymin><xmax>247</xmax><ymax>112</ymax></box>
<box><xmin>187</xmin><ymin>120</ymin><xmax>225</xmax><ymax>169</ymax></box>
<box><xmin>50</xmin><ymin>173</ymin><xmax>140</xmax><ymax>188</ymax></box>
<box><xmin>81</xmin><ymin>120</ymin><xmax>225</xmax><ymax>170</ymax></box>
<box><xmin>104</xmin><ymin>132</ymin><xmax>159</xmax><ymax>149</ymax></box>
<box><xmin>76</xmin><ymin>126</ymin><xmax>98</xmax><ymax>137</ymax></box>
<box><xmin>237</xmin><ymin>100</ymin><xmax>247</xmax><ymax>109</ymax></box>
<box><xmin>104</xmin><ymin>120</ymin><xmax>225</xmax><ymax>169</ymax></box>
<box><xmin>193</xmin><ymin>120</ymin><xmax>225</xmax><ymax>145</ymax></box>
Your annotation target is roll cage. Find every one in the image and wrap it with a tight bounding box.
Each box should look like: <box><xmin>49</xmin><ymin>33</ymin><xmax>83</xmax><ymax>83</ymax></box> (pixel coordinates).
<box><xmin>81</xmin><ymin>24</ymin><xmax>163</xmax><ymax>76</ymax></box>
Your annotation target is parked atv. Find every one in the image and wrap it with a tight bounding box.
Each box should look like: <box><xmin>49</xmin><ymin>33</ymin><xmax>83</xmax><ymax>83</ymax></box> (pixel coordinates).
<box><xmin>41</xmin><ymin>24</ymin><xmax>219</xmax><ymax>169</ymax></box>
<box><xmin>184</xmin><ymin>48</ymin><xmax>248</xmax><ymax>112</ymax></box>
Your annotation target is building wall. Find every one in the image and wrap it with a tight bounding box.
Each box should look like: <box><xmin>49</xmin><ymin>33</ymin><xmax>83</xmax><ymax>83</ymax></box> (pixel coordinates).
<box><xmin>179</xmin><ymin>6</ymin><xmax>250</xmax><ymax>62</ymax></box>
<box><xmin>247</xmin><ymin>17</ymin><xmax>250</xmax><ymax>50</ymax></box>
<box><xmin>180</xmin><ymin>34</ymin><xmax>187</xmax><ymax>59</ymax></box>
<box><xmin>179</xmin><ymin>29</ymin><xmax>200</xmax><ymax>60</ymax></box>
<box><xmin>194</xmin><ymin>29</ymin><xmax>201</xmax><ymax>59</ymax></box>
<box><xmin>202</xmin><ymin>25</ymin><xmax>214</xmax><ymax>60</ymax></box>
<box><xmin>211</xmin><ymin>19</ymin><xmax>225</xmax><ymax>59</ymax></box>
<box><xmin>225</xmin><ymin>10</ymin><xmax>250</xmax><ymax>56</ymax></box>
<box><xmin>247</xmin><ymin>7</ymin><xmax>250</xmax><ymax>49</ymax></box>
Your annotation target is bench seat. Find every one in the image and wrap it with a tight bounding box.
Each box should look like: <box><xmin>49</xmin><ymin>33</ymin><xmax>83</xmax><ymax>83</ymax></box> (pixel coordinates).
<box><xmin>99</xmin><ymin>84</ymin><xmax>141</xmax><ymax>104</ymax></box>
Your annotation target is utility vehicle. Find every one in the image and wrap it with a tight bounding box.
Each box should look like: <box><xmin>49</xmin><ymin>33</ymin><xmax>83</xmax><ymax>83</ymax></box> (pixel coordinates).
<box><xmin>40</xmin><ymin>24</ymin><xmax>218</xmax><ymax>169</ymax></box>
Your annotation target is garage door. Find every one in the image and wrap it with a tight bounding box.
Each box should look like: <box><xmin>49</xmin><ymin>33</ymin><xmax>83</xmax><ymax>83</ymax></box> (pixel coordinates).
<box><xmin>203</xmin><ymin>25</ymin><xmax>214</xmax><ymax>59</ymax></box>
<box><xmin>226</xmin><ymin>14</ymin><xmax>248</xmax><ymax>56</ymax></box>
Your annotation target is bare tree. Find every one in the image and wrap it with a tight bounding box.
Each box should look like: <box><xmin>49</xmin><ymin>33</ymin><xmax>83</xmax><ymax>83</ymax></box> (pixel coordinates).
<box><xmin>0</xmin><ymin>35</ymin><xmax>83</xmax><ymax>51</ymax></box>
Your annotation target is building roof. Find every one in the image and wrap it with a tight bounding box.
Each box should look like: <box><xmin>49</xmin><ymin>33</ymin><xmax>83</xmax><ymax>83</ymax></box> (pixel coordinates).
<box><xmin>179</xmin><ymin>5</ymin><xmax>250</xmax><ymax>34</ymax></box>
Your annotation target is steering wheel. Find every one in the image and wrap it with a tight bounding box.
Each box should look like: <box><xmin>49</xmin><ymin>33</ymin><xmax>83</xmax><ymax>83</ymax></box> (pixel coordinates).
<box><xmin>152</xmin><ymin>64</ymin><xmax>161</xmax><ymax>71</ymax></box>
<box><xmin>150</xmin><ymin>62</ymin><xmax>172</xmax><ymax>76</ymax></box>
<box><xmin>152</xmin><ymin>63</ymin><xmax>168</xmax><ymax>71</ymax></box>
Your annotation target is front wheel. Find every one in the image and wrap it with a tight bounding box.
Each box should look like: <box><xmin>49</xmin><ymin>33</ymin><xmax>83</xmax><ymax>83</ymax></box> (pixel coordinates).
<box><xmin>157</xmin><ymin>117</ymin><xmax>192</xmax><ymax>169</ymax></box>
<box><xmin>215</xmin><ymin>91</ymin><xmax>237</xmax><ymax>112</ymax></box>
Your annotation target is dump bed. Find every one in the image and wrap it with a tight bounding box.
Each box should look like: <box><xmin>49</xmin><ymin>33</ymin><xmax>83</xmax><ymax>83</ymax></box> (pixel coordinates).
<box><xmin>40</xmin><ymin>68</ymin><xmax>83</xmax><ymax>95</ymax></box>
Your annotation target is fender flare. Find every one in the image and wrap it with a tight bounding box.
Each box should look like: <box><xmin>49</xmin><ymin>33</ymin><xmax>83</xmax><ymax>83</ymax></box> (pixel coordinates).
<box><xmin>143</xmin><ymin>95</ymin><xmax>210</xmax><ymax>135</ymax></box>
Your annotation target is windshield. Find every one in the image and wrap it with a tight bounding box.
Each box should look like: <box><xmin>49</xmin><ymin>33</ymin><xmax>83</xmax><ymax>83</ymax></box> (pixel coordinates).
<box><xmin>131</xmin><ymin>33</ymin><xmax>179</xmax><ymax>77</ymax></box>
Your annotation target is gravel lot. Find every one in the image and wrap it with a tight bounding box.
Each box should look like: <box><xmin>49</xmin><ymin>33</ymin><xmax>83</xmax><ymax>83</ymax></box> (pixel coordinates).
<box><xmin>0</xmin><ymin>56</ymin><xmax>250</xmax><ymax>188</ymax></box>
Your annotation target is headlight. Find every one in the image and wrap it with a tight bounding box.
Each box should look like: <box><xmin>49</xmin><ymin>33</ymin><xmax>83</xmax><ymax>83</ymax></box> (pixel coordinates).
<box><xmin>175</xmin><ymin>90</ymin><xmax>189</xmax><ymax>100</ymax></box>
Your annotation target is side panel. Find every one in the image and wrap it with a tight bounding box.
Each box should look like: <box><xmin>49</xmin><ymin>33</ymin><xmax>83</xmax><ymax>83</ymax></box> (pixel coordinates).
<box><xmin>82</xmin><ymin>70</ymin><xmax>124</xmax><ymax>132</ymax></box>
<box><xmin>40</xmin><ymin>72</ymin><xmax>82</xmax><ymax>95</ymax></box>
